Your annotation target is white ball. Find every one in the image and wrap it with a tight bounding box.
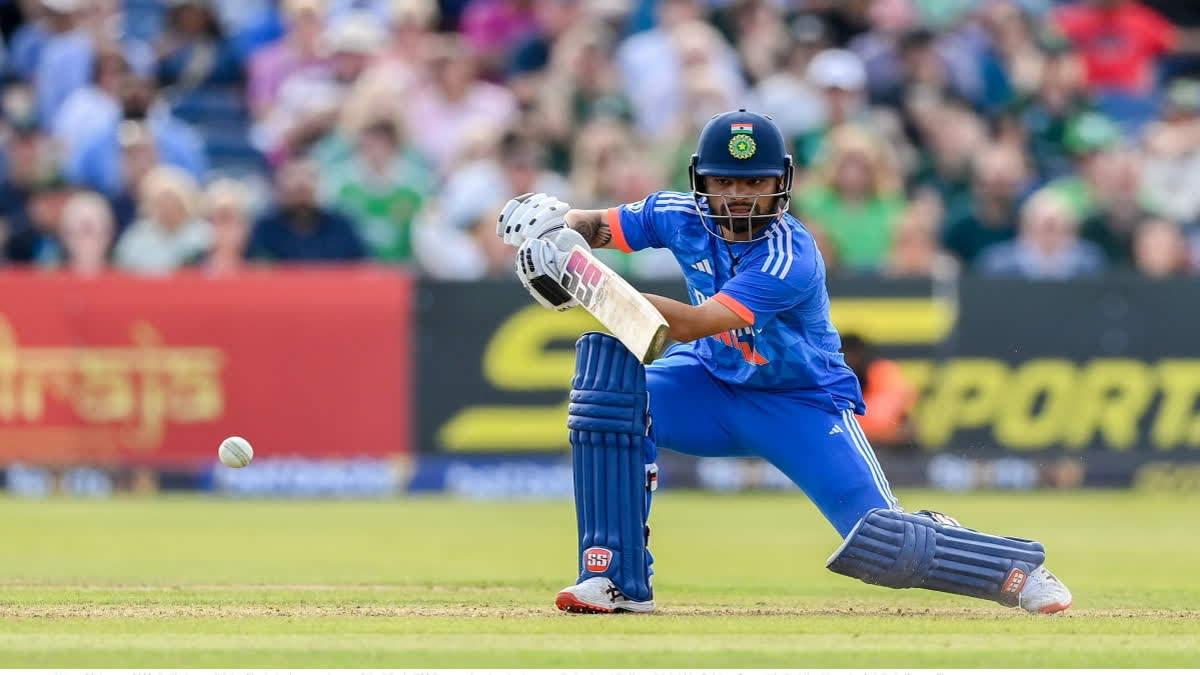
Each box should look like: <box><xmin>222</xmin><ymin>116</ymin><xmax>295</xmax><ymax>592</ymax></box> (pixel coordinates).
<box><xmin>218</xmin><ymin>436</ymin><xmax>254</xmax><ymax>468</ymax></box>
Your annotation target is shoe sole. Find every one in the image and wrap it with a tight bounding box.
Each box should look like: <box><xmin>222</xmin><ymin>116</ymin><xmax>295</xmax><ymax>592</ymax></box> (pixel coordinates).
<box><xmin>555</xmin><ymin>592</ymin><xmax>655</xmax><ymax>614</ymax></box>
<box><xmin>1039</xmin><ymin>599</ymin><xmax>1073</xmax><ymax>614</ymax></box>
<box><xmin>556</xmin><ymin>591</ymin><xmax>615</xmax><ymax>614</ymax></box>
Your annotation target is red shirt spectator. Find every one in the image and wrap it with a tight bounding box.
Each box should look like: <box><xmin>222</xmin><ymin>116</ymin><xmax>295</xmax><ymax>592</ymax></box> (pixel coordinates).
<box><xmin>1055</xmin><ymin>0</ymin><xmax>1175</xmax><ymax>94</ymax></box>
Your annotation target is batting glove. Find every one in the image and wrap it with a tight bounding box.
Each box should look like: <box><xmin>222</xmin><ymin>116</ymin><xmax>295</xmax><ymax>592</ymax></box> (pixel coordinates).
<box><xmin>497</xmin><ymin>192</ymin><xmax>571</xmax><ymax>247</ymax></box>
<box><xmin>515</xmin><ymin>231</ymin><xmax>587</xmax><ymax>312</ymax></box>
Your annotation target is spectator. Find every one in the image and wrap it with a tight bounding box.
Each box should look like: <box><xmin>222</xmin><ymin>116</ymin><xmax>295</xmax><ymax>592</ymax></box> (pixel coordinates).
<box><xmin>1140</xmin><ymin>78</ymin><xmax>1200</xmax><ymax>226</ymax></box>
<box><xmin>369</xmin><ymin>0</ymin><xmax>440</xmax><ymax>91</ymax></box>
<box><xmin>1140</xmin><ymin>0</ymin><xmax>1200</xmax><ymax>81</ymax></box>
<box><xmin>458</xmin><ymin>0</ymin><xmax>538</xmax><ymax>74</ymax></box>
<box><xmin>246</xmin><ymin>0</ymin><xmax>327</xmax><ymax>121</ymax></box>
<box><xmin>1079</xmin><ymin>148</ymin><xmax>1155</xmax><ymax>263</ymax></box>
<box><xmin>105</xmin><ymin>121</ymin><xmax>160</xmax><ymax>234</ymax></box>
<box><xmin>432</xmin><ymin>130</ymin><xmax>568</xmax><ymax>234</ymax></box>
<box><xmin>908</xmin><ymin>99</ymin><xmax>985</xmax><ymax>213</ymax></box>
<box><xmin>201</xmin><ymin>178</ymin><xmax>253</xmax><ymax>274</ymax></box>
<box><xmin>1131</xmin><ymin>217</ymin><xmax>1190</xmax><ymax>277</ymax></box>
<box><xmin>505</xmin><ymin>0</ymin><xmax>582</xmax><ymax>78</ymax></box>
<box><xmin>32</xmin><ymin>0</ymin><xmax>94</xmax><ymax>130</ymax></box>
<box><xmin>1005</xmin><ymin>47</ymin><xmax>1092</xmax><ymax>179</ymax></box>
<box><xmin>794</xmin><ymin>124</ymin><xmax>907</xmax><ymax>274</ymax></box>
<box><xmin>615</xmin><ymin>2</ymin><xmax>744</xmax><ymax>136</ymax></box>
<box><xmin>114</xmin><ymin>165</ymin><xmax>212</xmax><ymax>274</ymax></box>
<box><xmin>943</xmin><ymin>143</ymin><xmax>1031</xmax><ymax>265</ymax></box>
<box><xmin>976</xmin><ymin>0</ymin><xmax>1048</xmax><ymax>111</ymax></box>
<box><xmin>247</xmin><ymin>158</ymin><xmax>366</xmax><ymax>261</ymax></box>
<box><xmin>468</xmin><ymin>201</ymin><xmax>518</xmax><ymax>278</ymax></box>
<box><xmin>0</xmin><ymin>84</ymin><xmax>59</xmax><ymax>229</ymax></box>
<box><xmin>8</xmin><ymin>0</ymin><xmax>49</xmax><ymax>81</ymax></box>
<box><xmin>650</xmin><ymin>74</ymin><xmax>737</xmax><ymax>193</ymax></box>
<box><xmin>319</xmin><ymin>117</ymin><xmax>433</xmax><ymax>262</ymax></box>
<box><xmin>749</xmin><ymin>15</ymin><xmax>830</xmax><ymax>144</ymax></box>
<box><xmin>155</xmin><ymin>0</ymin><xmax>242</xmax><ymax>88</ymax></box>
<box><xmin>1</xmin><ymin>173</ymin><xmax>73</xmax><ymax>264</ymax></box>
<box><xmin>977</xmin><ymin>188</ymin><xmax>1108</xmax><ymax>279</ymax></box>
<box><xmin>848</xmin><ymin>0</ymin><xmax>981</xmax><ymax>105</ymax></box>
<box><xmin>65</xmin><ymin>72</ymin><xmax>208</xmax><ymax>196</ymax></box>
<box><xmin>886</xmin><ymin>189</ymin><xmax>955</xmax><ymax>278</ymax></box>
<box><xmin>875</xmin><ymin>27</ymin><xmax>978</xmax><ymax>113</ymax></box>
<box><xmin>51</xmin><ymin>45</ymin><xmax>128</xmax><ymax>155</ymax></box>
<box><xmin>1054</xmin><ymin>0</ymin><xmax>1175</xmax><ymax>96</ymax></box>
<box><xmin>1043</xmin><ymin>113</ymin><xmax>1160</xmax><ymax>263</ymax></box>
<box><xmin>568</xmin><ymin>117</ymin><xmax>643</xmax><ymax>209</ymax></box>
<box><xmin>251</xmin><ymin>11</ymin><xmax>386</xmax><ymax>164</ymax></box>
<box><xmin>839</xmin><ymin>332</ymin><xmax>918</xmax><ymax>450</ymax></box>
<box><xmin>403</xmin><ymin>34</ymin><xmax>518</xmax><ymax>175</ymax></box>
<box><xmin>536</xmin><ymin>20</ymin><xmax>631</xmax><ymax>171</ymax></box>
<box><xmin>720</xmin><ymin>0</ymin><xmax>788</xmax><ymax>87</ymax></box>
<box><xmin>55</xmin><ymin>190</ymin><xmax>115</xmax><ymax>275</ymax></box>
<box><xmin>795</xmin><ymin>47</ymin><xmax>871</xmax><ymax>168</ymax></box>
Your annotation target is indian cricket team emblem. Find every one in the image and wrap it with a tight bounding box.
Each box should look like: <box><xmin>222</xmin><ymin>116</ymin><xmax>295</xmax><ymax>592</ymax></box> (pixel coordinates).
<box><xmin>729</xmin><ymin>134</ymin><xmax>756</xmax><ymax>159</ymax></box>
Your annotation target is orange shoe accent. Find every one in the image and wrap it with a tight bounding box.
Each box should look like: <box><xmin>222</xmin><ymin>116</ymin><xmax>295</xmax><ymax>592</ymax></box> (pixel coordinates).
<box><xmin>1039</xmin><ymin>599</ymin><xmax>1073</xmax><ymax>614</ymax></box>
<box><xmin>555</xmin><ymin>591</ymin><xmax>614</xmax><ymax>614</ymax></box>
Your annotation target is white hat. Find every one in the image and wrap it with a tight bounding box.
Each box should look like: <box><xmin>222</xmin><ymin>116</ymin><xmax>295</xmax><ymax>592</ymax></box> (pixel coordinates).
<box><xmin>323</xmin><ymin>12</ymin><xmax>387</xmax><ymax>55</ymax></box>
<box><xmin>806</xmin><ymin>48</ymin><xmax>867</xmax><ymax>91</ymax></box>
<box><xmin>41</xmin><ymin>0</ymin><xmax>84</xmax><ymax>13</ymax></box>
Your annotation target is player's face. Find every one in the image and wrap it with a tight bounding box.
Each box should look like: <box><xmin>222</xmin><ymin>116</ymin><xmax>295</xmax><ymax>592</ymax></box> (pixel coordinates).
<box><xmin>704</xmin><ymin>175</ymin><xmax>784</xmax><ymax>240</ymax></box>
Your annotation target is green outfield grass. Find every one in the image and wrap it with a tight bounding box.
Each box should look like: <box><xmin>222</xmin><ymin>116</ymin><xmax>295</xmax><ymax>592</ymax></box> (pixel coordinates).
<box><xmin>1</xmin><ymin>489</ymin><xmax>1197</xmax><ymax>667</ymax></box>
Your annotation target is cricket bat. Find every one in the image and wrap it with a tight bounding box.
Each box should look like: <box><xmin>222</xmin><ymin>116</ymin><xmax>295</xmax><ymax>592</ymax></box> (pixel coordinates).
<box><xmin>559</xmin><ymin>245</ymin><xmax>670</xmax><ymax>365</ymax></box>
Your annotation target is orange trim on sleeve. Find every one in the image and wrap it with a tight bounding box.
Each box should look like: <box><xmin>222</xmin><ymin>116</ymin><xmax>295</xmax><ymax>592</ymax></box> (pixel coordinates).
<box><xmin>606</xmin><ymin>207</ymin><xmax>633</xmax><ymax>253</ymax></box>
<box><xmin>713</xmin><ymin>292</ymin><xmax>755</xmax><ymax>325</ymax></box>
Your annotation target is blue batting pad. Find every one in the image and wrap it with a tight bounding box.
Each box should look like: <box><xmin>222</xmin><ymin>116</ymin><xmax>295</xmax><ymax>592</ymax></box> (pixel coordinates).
<box><xmin>827</xmin><ymin>509</ymin><xmax>1047</xmax><ymax>606</ymax></box>
<box><xmin>568</xmin><ymin>332</ymin><xmax>654</xmax><ymax>602</ymax></box>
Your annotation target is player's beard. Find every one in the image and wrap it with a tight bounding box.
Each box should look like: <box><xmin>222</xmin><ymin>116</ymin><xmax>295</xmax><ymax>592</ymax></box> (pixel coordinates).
<box><xmin>713</xmin><ymin>196</ymin><xmax>781</xmax><ymax>241</ymax></box>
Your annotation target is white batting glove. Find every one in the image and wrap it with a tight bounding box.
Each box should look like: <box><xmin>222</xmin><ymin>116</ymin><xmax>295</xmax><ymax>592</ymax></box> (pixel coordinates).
<box><xmin>497</xmin><ymin>192</ymin><xmax>571</xmax><ymax>247</ymax></box>
<box><xmin>514</xmin><ymin>229</ymin><xmax>588</xmax><ymax>312</ymax></box>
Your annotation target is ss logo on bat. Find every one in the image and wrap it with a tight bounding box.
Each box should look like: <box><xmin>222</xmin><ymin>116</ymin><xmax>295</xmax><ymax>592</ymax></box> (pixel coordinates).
<box><xmin>561</xmin><ymin>251</ymin><xmax>604</xmax><ymax>307</ymax></box>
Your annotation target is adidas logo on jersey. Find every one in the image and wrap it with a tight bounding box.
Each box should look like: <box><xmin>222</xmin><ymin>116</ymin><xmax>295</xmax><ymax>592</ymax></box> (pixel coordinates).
<box><xmin>829</xmin><ymin>425</ymin><xmax>843</xmax><ymax>435</ymax></box>
<box><xmin>690</xmin><ymin>260</ymin><xmax>713</xmax><ymax>274</ymax></box>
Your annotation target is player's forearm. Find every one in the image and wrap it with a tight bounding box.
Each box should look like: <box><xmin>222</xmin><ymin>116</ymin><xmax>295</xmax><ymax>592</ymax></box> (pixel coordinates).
<box><xmin>565</xmin><ymin>209</ymin><xmax>616</xmax><ymax>249</ymax></box>
<box><xmin>644</xmin><ymin>294</ymin><xmax>748</xmax><ymax>343</ymax></box>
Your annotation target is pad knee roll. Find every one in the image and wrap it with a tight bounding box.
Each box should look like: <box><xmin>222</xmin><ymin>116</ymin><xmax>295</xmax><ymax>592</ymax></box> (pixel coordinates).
<box><xmin>827</xmin><ymin>509</ymin><xmax>1047</xmax><ymax>607</ymax></box>
<box><xmin>567</xmin><ymin>332</ymin><xmax>654</xmax><ymax>601</ymax></box>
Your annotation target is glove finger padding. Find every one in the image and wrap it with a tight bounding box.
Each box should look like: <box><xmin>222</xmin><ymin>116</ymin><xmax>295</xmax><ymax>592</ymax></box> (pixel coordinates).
<box><xmin>497</xmin><ymin>192</ymin><xmax>534</xmax><ymax>241</ymax></box>
<box><xmin>516</xmin><ymin>238</ymin><xmax>578</xmax><ymax>312</ymax></box>
<box><xmin>501</xmin><ymin>193</ymin><xmax>570</xmax><ymax>246</ymax></box>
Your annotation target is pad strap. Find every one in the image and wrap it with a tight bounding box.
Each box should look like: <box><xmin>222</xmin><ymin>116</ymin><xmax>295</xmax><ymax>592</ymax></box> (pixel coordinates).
<box><xmin>567</xmin><ymin>332</ymin><xmax>654</xmax><ymax>601</ymax></box>
<box><xmin>827</xmin><ymin>509</ymin><xmax>1046</xmax><ymax>606</ymax></box>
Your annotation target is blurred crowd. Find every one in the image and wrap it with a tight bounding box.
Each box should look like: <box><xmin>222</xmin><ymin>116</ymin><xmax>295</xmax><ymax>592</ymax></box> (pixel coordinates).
<box><xmin>0</xmin><ymin>0</ymin><xmax>1198</xmax><ymax>280</ymax></box>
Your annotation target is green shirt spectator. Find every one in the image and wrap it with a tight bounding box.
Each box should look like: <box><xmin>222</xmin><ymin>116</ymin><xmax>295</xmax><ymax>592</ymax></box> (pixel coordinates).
<box><xmin>793</xmin><ymin>125</ymin><xmax>907</xmax><ymax>273</ymax></box>
<box><xmin>796</xmin><ymin>185</ymin><xmax>907</xmax><ymax>271</ymax></box>
<box><xmin>1043</xmin><ymin>111</ymin><xmax>1124</xmax><ymax>221</ymax></box>
<box><xmin>319</xmin><ymin>119</ymin><xmax>434</xmax><ymax>262</ymax></box>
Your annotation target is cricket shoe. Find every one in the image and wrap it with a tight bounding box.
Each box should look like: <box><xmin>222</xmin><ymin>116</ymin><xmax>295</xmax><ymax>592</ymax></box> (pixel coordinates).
<box><xmin>1017</xmin><ymin>565</ymin><xmax>1073</xmax><ymax>614</ymax></box>
<box><xmin>555</xmin><ymin>577</ymin><xmax>656</xmax><ymax>614</ymax></box>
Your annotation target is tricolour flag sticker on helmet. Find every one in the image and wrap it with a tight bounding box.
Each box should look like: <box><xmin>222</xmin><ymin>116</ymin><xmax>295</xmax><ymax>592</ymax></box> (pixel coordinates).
<box><xmin>730</xmin><ymin>123</ymin><xmax>753</xmax><ymax>134</ymax></box>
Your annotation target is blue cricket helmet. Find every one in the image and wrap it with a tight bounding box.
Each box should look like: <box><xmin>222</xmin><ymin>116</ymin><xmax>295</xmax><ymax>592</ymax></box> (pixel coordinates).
<box><xmin>689</xmin><ymin>109</ymin><xmax>795</xmax><ymax>241</ymax></box>
<box><xmin>690</xmin><ymin>109</ymin><xmax>793</xmax><ymax>178</ymax></box>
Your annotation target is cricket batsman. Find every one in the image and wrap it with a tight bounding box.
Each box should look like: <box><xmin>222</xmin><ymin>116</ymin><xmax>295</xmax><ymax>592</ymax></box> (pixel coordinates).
<box><xmin>496</xmin><ymin>110</ymin><xmax>1073</xmax><ymax>615</ymax></box>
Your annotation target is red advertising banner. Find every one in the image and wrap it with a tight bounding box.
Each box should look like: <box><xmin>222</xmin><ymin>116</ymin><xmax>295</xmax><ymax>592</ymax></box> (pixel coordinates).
<box><xmin>0</xmin><ymin>267</ymin><xmax>412</xmax><ymax>468</ymax></box>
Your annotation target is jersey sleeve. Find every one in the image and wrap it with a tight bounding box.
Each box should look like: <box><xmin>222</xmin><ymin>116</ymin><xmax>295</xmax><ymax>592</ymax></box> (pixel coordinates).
<box><xmin>713</xmin><ymin>230</ymin><xmax>820</xmax><ymax>326</ymax></box>
<box><xmin>604</xmin><ymin>191</ymin><xmax>692</xmax><ymax>252</ymax></box>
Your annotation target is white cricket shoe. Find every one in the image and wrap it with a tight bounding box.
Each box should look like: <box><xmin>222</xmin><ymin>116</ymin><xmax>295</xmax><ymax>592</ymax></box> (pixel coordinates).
<box><xmin>1018</xmin><ymin>565</ymin><xmax>1073</xmax><ymax>614</ymax></box>
<box><xmin>555</xmin><ymin>577</ymin><xmax>656</xmax><ymax>614</ymax></box>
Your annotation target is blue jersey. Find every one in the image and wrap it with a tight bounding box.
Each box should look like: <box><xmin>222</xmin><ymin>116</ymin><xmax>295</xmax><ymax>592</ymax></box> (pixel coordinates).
<box><xmin>607</xmin><ymin>190</ymin><xmax>864</xmax><ymax>414</ymax></box>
